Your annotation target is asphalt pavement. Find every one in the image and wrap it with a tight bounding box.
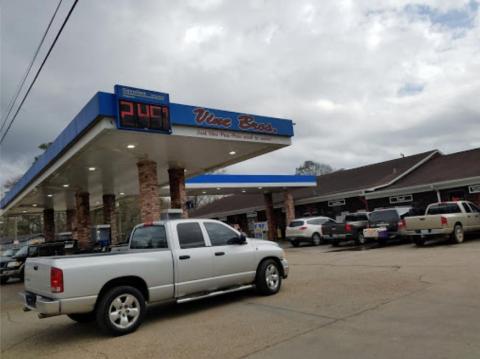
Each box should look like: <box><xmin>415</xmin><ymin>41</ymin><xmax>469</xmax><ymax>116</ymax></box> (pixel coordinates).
<box><xmin>1</xmin><ymin>237</ymin><xmax>480</xmax><ymax>359</ymax></box>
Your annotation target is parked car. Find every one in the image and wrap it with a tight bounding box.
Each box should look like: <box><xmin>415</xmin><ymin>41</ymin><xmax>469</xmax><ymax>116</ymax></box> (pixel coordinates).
<box><xmin>363</xmin><ymin>207</ymin><xmax>412</xmax><ymax>245</ymax></box>
<box><xmin>323</xmin><ymin>212</ymin><xmax>370</xmax><ymax>246</ymax></box>
<box><xmin>21</xmin><ymin>219</ymin><xmax>289</xmax><ymax>336</ymax></box>
<box><xmin>286</xmin><ymin>216</ymin><xmax>335</xmax><ymax>247</ymax></box>
<box><xmin>405</xmin><ymin>201</ymin><xmax>480</xmax><ymax>246</ymax></box>
<box><xmin>1</xmin><ymin>241</ymin><xmax>75</xmax><ymax>284</ymax></box>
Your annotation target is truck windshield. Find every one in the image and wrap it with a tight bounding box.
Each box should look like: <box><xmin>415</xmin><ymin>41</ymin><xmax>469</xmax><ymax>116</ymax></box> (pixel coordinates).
<box><xmin>427</xmin><ymin>203</ymin><xmax>461</xmax><ymax>215</ymax></box>
<box><xmin>130</xmin><ymin>226</ymin><xmax>167</xmax><ymax>249</ymax></box>
<box><xmin>345</xmin><ymin>214</ymin><xmax>368</xmax><ymax>221</ymax></box>
<box><xmin>289</xmin><ymin>220</ymin><xmax>305</xmax><ymax>227</ymax></box>
<box><xmin>369</xmin><ymin>210</ymin><xmax>398</xmax><ymax>222</ymax></box>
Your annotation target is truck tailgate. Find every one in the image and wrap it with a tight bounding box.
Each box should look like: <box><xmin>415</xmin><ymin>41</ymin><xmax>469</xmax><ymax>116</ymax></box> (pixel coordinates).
<box><xmin>405</xmin><ymin>216</ymin><xmax>443</xmax><ymax>231</ymax></box>
<box><xmin>24</xmin><ymin>259</ymin><xmax>52</xmax><ymax>297</ymax></box>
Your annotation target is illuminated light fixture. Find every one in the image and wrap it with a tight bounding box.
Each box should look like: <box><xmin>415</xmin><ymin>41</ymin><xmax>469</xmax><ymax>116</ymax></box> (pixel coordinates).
<box><xmin>202</xmin><ymin>191</ymin><xmax>207</xmax><ymax>194</ymax></box>
<box><xmin>241</xmin><ymin>189</ymin><xmax>246</xmax><ymax>193</ymax></box>
<box><xmin>32</xmin><ymin>204</ymin><xmax>37</xmax><ymax>207</ymax></box>
<box><xmin>96</xmin><ymin>201</ymin><xmax>100</xmax><ymax>205</ymax></box>
<box><xmin>88</xmin><ymin>167</ymin><xmax>96</xmax><ymax>171</ymax></box>
<box><xmin>229</xmin><ymin>150</ymin><xmax>236</xmax><ymax>155</ymax></box>
<box><xmin>258</xmin><ymin>187</ymin><xmax>263</xmax><ymax>189</ymax></box>
<box><xmin>126</xmin><ymin>144</ymin><xmax>136</xmax><ymax>149</ymax></box>
<box><xmin>22</xmin><ymin>210</ymin><xmax>27</xmax><ymax>213</ymax></box>
<box><xmin>63</xmin><ymin>184</ymin><xmax>69</xmax><ymax>188</ymax></box>
<box><xmin>216</xmin><ymin>187</ymin><xmax>221</xmax><ymax>190</ymax></box>
<box><xmin>120</xmin><ymin>192</ymin><xmax>125</xmax><ymax>196</ymax></box>
<box><xmin>47</xmin><ymin>194</ymin><xmax>53</xmax><ymax>197</ymax></box>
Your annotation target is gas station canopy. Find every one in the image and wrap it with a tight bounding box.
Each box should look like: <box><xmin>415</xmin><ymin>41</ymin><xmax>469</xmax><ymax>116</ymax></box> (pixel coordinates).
<box><xmin>159</xmin><ymin>174</ymin><xmax>317</xmax><ymax>196</ymax></box>
<box><xmin>1</xmin><ymin>85</ymin><xmax>294</xmax><ymax>216</ymax></box>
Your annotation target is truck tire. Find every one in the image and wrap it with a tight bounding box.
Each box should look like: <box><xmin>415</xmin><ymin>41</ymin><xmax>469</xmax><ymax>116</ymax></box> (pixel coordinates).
<box><xmin>414</xmin><ymin>238</ymin><xmax>425</xmax><ymax>247</ymax></box>
<box><xmin>451</xmin><ymin>224</ymin><xmax>464</xmax><ymax>244</ymax></box>
<box><xmin>96</xmin><ymin>285</ymin><xmax>146</xmax><ymax>336</ymax></box>
<box><xmin>291</xmin><ymin>240</ymin><xmax>299</xmax><ymax>247</ymax></box>
<box><xmin>0</xmin><ymin>277</ymin><xmax>8</xmax><ymax>285</ymax></box>
<box><xmin>255</xmin><ymin>259</ymin><xmax>282</xmax><ymax>295</ymax></box>
<box><xmin>68</xmin><ymin>312</ymin><xmax>96</xmax><ymax>323</ymax></box>
<box><xmin>355</xmin><ymin>232</ymin><xmax>366</xmax><ymax>246</ymax></box>
<box><xmin>312</xmin><ymin>233</ymin><xmax>321</xmax><ymax>246</ymax></box>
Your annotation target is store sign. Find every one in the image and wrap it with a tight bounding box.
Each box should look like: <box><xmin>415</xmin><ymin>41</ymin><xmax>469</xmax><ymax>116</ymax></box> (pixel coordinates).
<box><xmin>469</xmin><ymin>184</ymin><xmax>480</xmax><ymax>194</ymax></box>
<box><xmin>170</xmin><ymin>103</ymin><xmax>294</xmax><ymax>137</ymax></box>
<box><xmin>114</xmin><ymin>85</ymin><xmax>171</xmax><ymax>134</ymax></box>
<box><xmin>389</xmin><ymin>194</ymin><xmax>413</xmax><ymax>204</ymax></box>
<box><xmin>328</xmin><ymin>199</ymin><xmax>346</xmax><ymax>207</ymax></box>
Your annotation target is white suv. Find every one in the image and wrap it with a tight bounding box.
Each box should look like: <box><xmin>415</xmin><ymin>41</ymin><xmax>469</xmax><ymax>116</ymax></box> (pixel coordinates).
<box><xmin>286</xmin><ymin>216</ymin><xmax>335</xmax><ymax>247</ymax></box>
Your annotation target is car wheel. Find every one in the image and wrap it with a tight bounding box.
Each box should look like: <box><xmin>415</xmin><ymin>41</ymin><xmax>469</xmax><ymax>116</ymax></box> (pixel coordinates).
<box><xmin>414</xmin><ymin>238</ymin><xmax>425</xmax><ymax>247</ymax></box>
<box><xmin>96</xmin><ymin>286</ymin><xmax>146</xmax><ymax>336</ymax></box>
<box><xmin>312</xmin><ymin>233</ymin><xmax>321</xmax><ymax>246</ymax></box>
<box><xmin>291</xmin><ymin>241</ymin><xmax>300</xmax><ymax>247</ymax></box>
<box><xmin>451</xmin><ymin>224</ymin><xmax>464</xmax><ymax>244</ymax></box>
<box><xmin>255</xmin><ymin>259</ymin><xmax>282</xmax><ymax>295</ymax></box>
<box><xmin>68</xmin><ymin>312</ymin><xmax>96</xmax><ymax>323</ymax></box>
<box><xmin>0</xmin><ymin>277</ymin><xmax>8</xmax><ymax>285</ymax></box>
<box><xmin>355</xmin><ymin>232</ymin><xmax>366</xmax><ymax>246</ymax></box>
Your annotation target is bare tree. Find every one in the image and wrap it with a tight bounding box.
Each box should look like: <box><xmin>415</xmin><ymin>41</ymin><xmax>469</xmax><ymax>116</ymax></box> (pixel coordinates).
<box><xmin>295</xmin><ymin>161</ymin><xmax>333</xmax><ymax>176</ymax></box>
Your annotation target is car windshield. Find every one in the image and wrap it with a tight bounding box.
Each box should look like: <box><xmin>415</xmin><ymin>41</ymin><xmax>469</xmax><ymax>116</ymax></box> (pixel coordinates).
<box><xmin>369</xmin><ymin>210</ymin><xmax>399</xmax><ymax>222</ymax></box>
<box><xmin>2</xmin><ymin>248</ymin><xmax>17</xmax><ymax>257</ymax></box>
<box><xmin>289</xmin><ymin>220</ymin><xmax>305</xmax><ymax>227</ymax></box>
<box><xmin>13</xmin><ymin>245</ymin><xmax>28</xmax><ymax>258</ymax></box>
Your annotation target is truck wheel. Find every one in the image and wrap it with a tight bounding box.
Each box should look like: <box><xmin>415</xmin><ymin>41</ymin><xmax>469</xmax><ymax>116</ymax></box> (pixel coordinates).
<box><xmin>312</xmin><ymin>233</ymin><xmax>321</xmax><ymax>246</ymax></box>
<box><xmin>414</xmin><ymin>238</ymin><xmax>425</xmax><ymax>247</ymax></box>
<box><xmin>451</xmin><ymin>224</ymin><xmax>464</xmax><ymax>244</ymax></box>
<box><xmin>355</xmin><ymin>233</ymin><xmax>366</xmax><ymax>246</ymax></box>
<box><xmin>0</xmin><ymin>277</ymin><xmax>8</xmax><ymax>285</ymax></box>
<box><xmin>291</xmin><ymin>241</ymin><xmax>299</xmax><ymax>247</ymax></box>
<box><xmin>68</xmin><ymin>312</ymin><xmax>96</xmax><ymax>323</ymax></box>
<box><xmin>331</xmin><ymin>239</ymin><xmax>340</xmax><ymax>247</ymax></box>
<box><xmin>255</xmin><ymin>259</ymin><xmax>282</xmax><ymax>295</ymax></box>
<box><xmin>96</xmin><ymin>286</ymin><xmax>146</xmax><ymax>336</ymax></box>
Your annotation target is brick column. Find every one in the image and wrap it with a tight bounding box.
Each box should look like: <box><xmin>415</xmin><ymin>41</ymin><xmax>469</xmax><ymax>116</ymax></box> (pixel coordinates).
<box><xmin>284</xmin><ymin>190</ymin><xmax>295</xmax><ymax>227</ymax></box>
<box><xmin>168</xmin><ymin>168</ymin><xmax>188</xmax><ymax>218</ymax></box>
<box><xmin>137</xmin><ymin>160</ymin><xmax>161</xmax><ymax>222</ymax></box>
<box><xmin>66</xmin><ymin>209</ymin><xmax>76</xmax><ymax>232</ymax></box>
<box><xmin>263</xmin><ymin>192</ymin><xmax>277</xmax><ymax>241</ymax></box>
<box><xmin>74</xmin><ymin>192</ymin><xmax>91</xmax><ymax>249</ymax></box>
<box><xmin>43</xmin><ymin>209</ymin><xmax>55</xmax><ymax>241</ymax></box>
<box><xmin>103</xmin><ymin>194</ymin><xmax>118</xmax><ymax>244</ymax></box>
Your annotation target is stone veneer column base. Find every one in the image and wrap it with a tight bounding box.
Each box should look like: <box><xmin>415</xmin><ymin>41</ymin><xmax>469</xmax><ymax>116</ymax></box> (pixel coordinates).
<box><xmin>137</xmin><ymin>160</ymin><xmax>161</xmax><ymax>222</ymax></box>
<box><xmin>263</xmin><ymin>192</ymin><xmax>277</xmax><ymax>241</ymax></box>
<box><xmin>168</xmin><ymin>168</ymin><xmax>188</xmax><ymax>218</ymax></box>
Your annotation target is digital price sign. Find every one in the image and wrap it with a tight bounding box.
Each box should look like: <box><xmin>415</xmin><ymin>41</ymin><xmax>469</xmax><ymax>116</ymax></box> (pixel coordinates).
<box><xmin>114</xmin><ymin>85</ymin><xmax>171</xmax><ymax>134</ymax></box>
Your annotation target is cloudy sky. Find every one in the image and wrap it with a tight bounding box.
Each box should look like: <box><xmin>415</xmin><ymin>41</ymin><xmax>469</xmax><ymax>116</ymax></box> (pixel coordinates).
<box><xmin>1</xmin><ymin>0</ymin><xmax>479</xmax><ymax>189</ymax></box>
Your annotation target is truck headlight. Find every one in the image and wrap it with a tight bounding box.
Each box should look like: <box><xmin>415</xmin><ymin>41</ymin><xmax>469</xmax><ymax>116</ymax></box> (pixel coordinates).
<box><xmin>7</xmin><ymin>261</ymin><xmax>21</xmax><ymax>268</ymax></box>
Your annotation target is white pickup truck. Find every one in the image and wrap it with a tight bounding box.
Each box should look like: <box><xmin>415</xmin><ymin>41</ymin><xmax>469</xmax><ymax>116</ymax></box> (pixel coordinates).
<box><xmin>405</xmin><ymin>201</ymin><xmax>480</xmax><ymax>246</ymax></box>
<box><xmin>21</xmin><ymin>219</ymin><xmax>288</xmax><ymax>335</ymax></box>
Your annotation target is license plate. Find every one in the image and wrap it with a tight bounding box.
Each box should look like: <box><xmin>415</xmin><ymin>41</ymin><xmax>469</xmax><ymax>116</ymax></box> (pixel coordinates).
<box><xmin>364</xmin><ymin>228</ymin><xmax>379</xmax><ymax>238</ymax></box>
<box><xmin>25</xmin><ymin>293</ymin><xmax>36</xmax><ymax>307</ymax></box>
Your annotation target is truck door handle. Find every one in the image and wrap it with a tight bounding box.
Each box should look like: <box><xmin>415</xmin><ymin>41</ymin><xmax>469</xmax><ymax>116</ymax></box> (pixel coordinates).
<box><xmin>179</xmin><ymin>255</ymin><xmax>190</xmax><ymax>260</ymax></box>
<box><xmin>215</xmin><ymin>252</ymin><xmax>225</xmax><ymax>256</ymax></box>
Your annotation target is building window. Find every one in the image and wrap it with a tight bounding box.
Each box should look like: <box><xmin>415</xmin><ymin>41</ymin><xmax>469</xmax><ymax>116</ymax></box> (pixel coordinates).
<box><xmin>469</xmin><ymin>184</ymin><xmax>480</xmax><ymax>194</ymax></box>
<box><xmin>389</xmin><ymin>195</ymin><xmax>413</xmax><ymax>204</ymax></box>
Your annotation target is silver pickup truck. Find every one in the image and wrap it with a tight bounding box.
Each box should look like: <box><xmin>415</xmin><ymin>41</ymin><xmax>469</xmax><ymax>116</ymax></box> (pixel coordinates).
<box><xmin>21</xmin><ymin>219</ymin><xmax>288</xmax><ymax>335</ymax></box>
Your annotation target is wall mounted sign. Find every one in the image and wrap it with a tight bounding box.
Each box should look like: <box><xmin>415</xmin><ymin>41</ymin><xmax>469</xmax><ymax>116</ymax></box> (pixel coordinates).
<box><xmin>389</xmin><ymin>194</ymin><xmax>413</xmax><ymax>204</ymax></box>
<box><xmin>469</xmin><ymin>184</ymin><xmax>480</xmax><ymax>194</ymax></box>
<box><xmin>328</xmin><ymin>199</ymin><xmax>346</xmax><ymax>207</ymax></box>
<box><xmin>114</xmin><ymin>85</ymin><xmax>171</xmax><ymax>134</ymax></box>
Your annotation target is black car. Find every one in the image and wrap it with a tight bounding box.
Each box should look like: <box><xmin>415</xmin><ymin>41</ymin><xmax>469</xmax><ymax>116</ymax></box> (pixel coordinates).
<box><xmin>363</xmin><ymin>207</ymin><xmax>412</xmax><ymax>245</ymax></box>
<box><xmin>323</xmin><ymin>212</ymin><xmax>370</xmax><ymax>246</ymax></box>
<box><xmin>0</xmin><ymin>240</ymin><xmax>77</xmax><ymax>284</ymax></box>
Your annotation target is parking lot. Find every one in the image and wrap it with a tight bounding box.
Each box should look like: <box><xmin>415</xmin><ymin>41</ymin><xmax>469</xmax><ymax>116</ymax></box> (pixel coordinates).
<box><xmin>1</xmin><ymin>238</ymin><xmax>480</xmax><ymax>359</ymax></box>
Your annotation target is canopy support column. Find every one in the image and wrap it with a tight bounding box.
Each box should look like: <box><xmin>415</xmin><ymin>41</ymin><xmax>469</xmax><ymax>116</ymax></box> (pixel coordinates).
<box><xmin>43</xmin><ymin>209</ymin><xmax>55</xmax><ymax>242</ymax></box>
<box><xmin>168</xmin><ymin>168</ymin><xmax>188</xmax><ymax>218</ymax></box>
<box><xmin>263</xmin><ymin>192</ymin><xmax>277</xmax><ymax>241</ymax></box>
<box><xmin>137</xmin><ymin>160</ymin><xmax>161</xmax><ymax>222</ymax></box>
<box><xmin>74</xmin><ymin>192</ymin><xmax>91</xmax><ymax>249</ymax></box>
<box><xmin>103</xmin><ymin>194</ymin><xmax>117</xmax><ymax>244</ymax></box>
<box><xmin>284</xmin><ymin>190</ymin><xmax>295</xmax><ymax>227</ymax></box>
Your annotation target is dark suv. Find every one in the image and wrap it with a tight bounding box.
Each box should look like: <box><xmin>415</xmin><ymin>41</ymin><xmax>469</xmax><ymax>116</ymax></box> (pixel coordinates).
<box><xmin>323</xmin><ymin>212</ymin><xmax>370</xmax><ymax>246</ymax></box>
<box><xmin>363</xmin><ymin>207</ymin><xmax>412</xmax><ymax>245</ymax></box>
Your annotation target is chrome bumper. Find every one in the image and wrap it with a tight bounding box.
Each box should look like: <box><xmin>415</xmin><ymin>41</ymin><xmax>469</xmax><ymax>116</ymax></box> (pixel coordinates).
<box><xmin>20</xmin><ymin>292</ymin><xmax>60</xmax><ymax>316</ymax></box>
<box><xmin>281</xmin><ymin>259</ymin><xmax>289</xmax><ymax>278</ymax></box>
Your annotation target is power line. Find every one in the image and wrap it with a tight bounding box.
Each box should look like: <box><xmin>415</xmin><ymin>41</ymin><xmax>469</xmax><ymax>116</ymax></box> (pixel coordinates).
<box><xmin>0</xmin><ymin>0</ymin><xmax>79</xmax><ymax>145</ymax></box>
<box><xmin>0</xmin><ymin>0</ymin><xmax>63</xmax><ymax>135</ymax></box>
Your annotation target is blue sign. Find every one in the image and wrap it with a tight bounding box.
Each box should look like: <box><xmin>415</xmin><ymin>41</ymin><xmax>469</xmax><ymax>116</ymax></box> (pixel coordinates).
<box><xmin>170</xmin><ymin>103</ymin><xmax>294</xmax><ymax>137</ymax></box>
<box><xmin>114</xmin><ymin>85</ymin><xmax>171</xmax><ymax>134</ymax></box>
